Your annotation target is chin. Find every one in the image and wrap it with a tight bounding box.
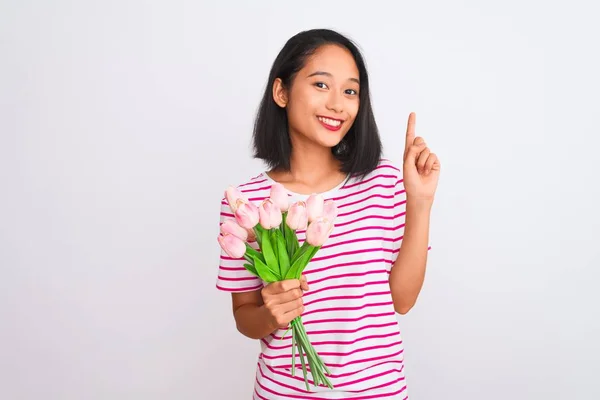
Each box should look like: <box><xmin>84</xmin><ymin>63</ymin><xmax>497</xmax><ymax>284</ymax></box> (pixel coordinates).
<box><xmin>314</xmin><ymin>129</ymin><xmax>347</xmax><ymax>147</ymax></box>
<box><xmin>316</xmin><ymin>136</ymin><xmax>345</xmax><ymax>150</ymax></box>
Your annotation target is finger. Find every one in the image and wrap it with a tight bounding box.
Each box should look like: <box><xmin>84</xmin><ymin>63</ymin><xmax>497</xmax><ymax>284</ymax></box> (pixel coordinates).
<box><xmin>280</xmin><ymin>297</ymin><xmax>304</xmax><ymax>313</ymax></box>
<box><xmin>405</xmin><ymin>141</ymin><xmax>427</xmax><ymax>164</ymax></box>
<box><xmin>277</xmin><ymin>288</ymin><xmax>304</xmax><ymax>304</ymax></box>
<box><xmin>283</xmin><ymin>303</ymin><xmax>305</xmax><ymax>322</ymax></box>
<box><xmin>424</xmin><ymin>153</ymin><xmax>437</xmax><ymax>174</ymax></box>
<box><xmin>404</xmin><ymin>112</ymin><xmax>416</xmax><ymax>156</ymax></box>
<box><xmin>300</xmin><ymin>275</ymin><xmax>309</xmax><ymax>291</ymax></box>
<box><xmin>266</xmin><ymin>279</ymin><xmax>300</xmax><ymax>294</ymax></box>
<box><xmin>417</xmin><ymin>147</ymin><xmax>431</xmax><ymax>173</ymax></box>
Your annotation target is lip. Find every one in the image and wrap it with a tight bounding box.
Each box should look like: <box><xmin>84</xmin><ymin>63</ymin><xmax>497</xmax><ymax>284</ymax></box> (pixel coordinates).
<box><xmin>317</xmin><ymin>115</ymin><xmax>344</xmax><ymax>131</ymax></box>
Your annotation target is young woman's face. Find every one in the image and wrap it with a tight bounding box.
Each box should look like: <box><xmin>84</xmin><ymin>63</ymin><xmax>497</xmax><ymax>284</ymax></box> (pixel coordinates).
<box><xmin>275</xmin><ymin>44</ymin><xmax>360</xmax><ymax>150</ymax></box>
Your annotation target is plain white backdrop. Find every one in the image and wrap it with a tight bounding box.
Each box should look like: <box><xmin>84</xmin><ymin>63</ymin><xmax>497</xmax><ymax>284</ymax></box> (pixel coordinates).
<box><xmin>1</xmin><ymin>1</ymin><xmax>599</xmax><ymax>399</ymax></box>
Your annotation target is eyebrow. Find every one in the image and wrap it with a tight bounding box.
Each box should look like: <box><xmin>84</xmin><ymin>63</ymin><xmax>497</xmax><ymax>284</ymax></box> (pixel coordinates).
<box><xmin>307</xmin><ymin>71</ymin><xmax>360</xmax><ymax>85</ymax></box>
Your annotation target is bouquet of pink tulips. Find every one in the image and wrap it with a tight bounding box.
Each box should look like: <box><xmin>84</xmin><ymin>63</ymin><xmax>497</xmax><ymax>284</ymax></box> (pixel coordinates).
<box><xmin>218</xmin><ymin>183</ymin><xmax>338</xmax><ymax>390</ymax></box>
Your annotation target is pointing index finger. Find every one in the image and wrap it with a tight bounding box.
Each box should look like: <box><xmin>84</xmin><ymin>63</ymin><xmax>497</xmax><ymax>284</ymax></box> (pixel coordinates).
<box><xmin>405</xmin><ymin>112</ymin><xmax>416</xmax><ymax>152</ymax></box>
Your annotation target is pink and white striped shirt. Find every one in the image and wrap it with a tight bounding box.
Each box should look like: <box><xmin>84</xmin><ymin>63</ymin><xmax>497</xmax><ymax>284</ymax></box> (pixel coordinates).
<box><xmin>216</xmin><ymin>159</ymin><xmax>428</xmax><ymax>399</ymax></box>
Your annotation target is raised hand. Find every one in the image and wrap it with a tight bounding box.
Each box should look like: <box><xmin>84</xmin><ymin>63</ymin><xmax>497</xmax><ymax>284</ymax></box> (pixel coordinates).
<box><xmin>402</xmin><ymin>112</ymin><xmax>441</xmax><ymax>201</ymax></box>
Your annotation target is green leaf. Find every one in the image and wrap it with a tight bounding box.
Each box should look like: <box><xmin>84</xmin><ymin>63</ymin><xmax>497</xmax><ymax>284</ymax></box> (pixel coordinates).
<box><xmin>243</xmin><ymin>263</ymin><xmax>258</xmax><ymax>277</ymax></box>
<box><xmin>261</xmin><ymin>228</ymin><xmax>279</xmax><ymax>273</ymax></box>
<box><xmin>245</xmin><ymin>243</ymin><xmax>265</xmax><ymax>264</ymax></box>
<box><xmin>274</xmin><ymin>229</ymin><xmax>291</xmax><ymax>278</ymax></box>
<box><xmin>251</xmin><ymin>254</ymin><xmax>280</xmax><ymax>283</ymax></box>
<box><xmin>285</xmin><ymin>244</ymin><xmax>315</xmax><ymax>280</ymax></box>
<box><xmin>291</xmin><ymin>241</ymin><xmax>310</xmax><ymax>266</ymax></box>
<box><xmin>284</xmin><ymin>224</ymin><xmax>299</xmax><ymax>258</ymax></box>
<box><xmin>253</xmin><ymin>225</ymin><xmax>264</xmax><ymax>247</ymax></box>
<box><xmin>270</xmin><ymin>229</ymin><xmax>280</xmax><ymax>265</ymax></box>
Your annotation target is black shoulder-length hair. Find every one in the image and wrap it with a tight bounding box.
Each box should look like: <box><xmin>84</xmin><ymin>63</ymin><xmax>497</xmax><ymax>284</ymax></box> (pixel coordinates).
<box><xmin>252</xmin><ymin>28</ymin><xmax>382</xmax><ymax>181</ymax></box>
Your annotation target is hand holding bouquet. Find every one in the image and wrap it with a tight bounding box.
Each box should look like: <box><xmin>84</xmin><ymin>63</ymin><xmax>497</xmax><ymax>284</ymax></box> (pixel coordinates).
<box><xmin>217</xmin><ymin>183</ymin><xmax>338</xmax><ymax>390</ymax></box>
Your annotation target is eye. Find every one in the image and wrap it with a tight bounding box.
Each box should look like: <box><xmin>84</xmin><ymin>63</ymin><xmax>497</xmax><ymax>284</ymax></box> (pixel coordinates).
<box><xmin>314</xmin><ymin>82</ymin><xmax>328</xmax><ymax>89</ymax></box>
<box><xmin>345</xmin><ymin>89</ymin><xmax>358</xmax><ymax>96</ymax></box>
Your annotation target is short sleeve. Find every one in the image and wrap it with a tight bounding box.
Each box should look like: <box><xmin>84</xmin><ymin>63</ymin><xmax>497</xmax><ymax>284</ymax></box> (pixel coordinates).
<box><xmin>215</xmin><ymin>196</ymin><xmax>264</xmax><ymax>293</ymax></box>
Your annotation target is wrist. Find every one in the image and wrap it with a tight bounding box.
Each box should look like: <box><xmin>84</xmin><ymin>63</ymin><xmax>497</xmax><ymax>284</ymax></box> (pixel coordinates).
<box><xmin>259</xmin><ymin>304</ymin><xmax>277</xmax><ymax>334</ymax></box>
<box><xmin>406</xmin><ymin>196</ymin><xmax>434</xmax><ymax>212</ymax></box>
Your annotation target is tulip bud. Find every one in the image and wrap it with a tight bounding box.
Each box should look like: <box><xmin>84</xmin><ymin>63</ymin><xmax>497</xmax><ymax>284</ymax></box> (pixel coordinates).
<box><xmin>220</xmin><ymin>219</ymin><xmax>248</xmax><ymax>241</ymax></box>
<box><xmin>269</xmin><ymin>183</ymin><xmax>289</xmax><ymax>212</ymax></box>
<box><xmin>235</xmin><ymin>201</ymin><xmax>260</xmax><ymax>230</ymax></box>
<box><xmin>217</xmin><ymin>234</ymin><xmax>246</xmax><ymax>258</ymax></box>
<box><xmin>286</xmin><ymin>201</ymin><xmax>308</xmax><ymax>230</ymax></box>
<box><xmin>225</xmin><ymin>186</ymin><xmax>245</xmax><ymax>213</ymax></box>
<box><xmin>306</xmin><ymin>193</ymin><xmax>324</xmax><ymax>222</ymax></box>
<box><xmin>305</xmin><ymin>217</ymin><xmax>333</xmax><ymax>247</ymax></box>
<box><xmin>258</xmin><ymin>199</ymin><xmax>282</xmax><ymax>229</ymax></box>
<box><xmin>322</xmin><ymin>200</ymin><xmax>338</xmax><ymax>222</ymax></box>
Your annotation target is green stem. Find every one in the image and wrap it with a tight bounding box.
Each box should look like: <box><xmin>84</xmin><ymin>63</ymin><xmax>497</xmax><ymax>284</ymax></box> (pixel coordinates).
<box><xmin>280</xmin><ymin>325</ymin><xmax>292</xmax><ymax>341</ymax></box>
<box><xmin>295</xmin><ymin>319</ymin><xmax>333</xmax><ymax>388</ymax></box>
<box><xmin>253</xmin><ymin>225</ymin><xmax>262</xmax><ymax>247</ymax></box>
<box><xmin>301</xmin><ymin>321</ymin><xmax>332</xmax><ymax>376</ymax></box>
<box><xmin>291</xmin><ymin>326</ymin><xmax>296</xmax><ymax>377</ymax></box>
<box><xmin>281</xmin><ymin>211</ymin><xmax>287</xmax><ymax>239</ymax></box>
<box><xmin>292</xmin><ymin>318</ymin><xmax>333</xmax><ymax>389</ymax></box>
<box><xmin>299</xmin><ymin>336</ymin><xmax>320</xmax><ymax>387</ymax></box>
<box><xmin>296</xmin><ymin>333</ymin><xmax>310</xmax><ymax>391</ymax></box>
<box><xmin>294</xmin><ymin>319</ymin><xmax>324</xmax><ymax>369</ymax></box>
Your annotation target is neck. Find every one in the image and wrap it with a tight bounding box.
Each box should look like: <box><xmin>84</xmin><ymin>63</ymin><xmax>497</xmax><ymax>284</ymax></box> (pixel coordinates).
<box><xmin>269</xmin><ymin>131</ymin><xmax>346</xmax><ymax>192</ymax></box>
<box><xmin>289</xmin><ymin>134</ymin><xmax>341</xmax><ymax>181</ymax></box>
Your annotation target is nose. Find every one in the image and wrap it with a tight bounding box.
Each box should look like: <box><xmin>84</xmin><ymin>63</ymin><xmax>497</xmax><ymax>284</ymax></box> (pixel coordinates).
<box><xmin>325</xmin><ymin>91</ymin><xmax>343</xmax><ymax>114</ymax></box>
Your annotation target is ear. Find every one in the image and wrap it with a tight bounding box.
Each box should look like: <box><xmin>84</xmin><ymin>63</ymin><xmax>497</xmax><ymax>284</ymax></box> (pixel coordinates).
<box><xmin>272</xmin><ymin>78</ymin><xmax>288</xmax><ymax>108</ymax></box>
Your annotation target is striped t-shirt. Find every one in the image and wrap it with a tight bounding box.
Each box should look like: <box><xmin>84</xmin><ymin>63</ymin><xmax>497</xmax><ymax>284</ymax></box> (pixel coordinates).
<box><xmin>216</xmin><ymin>158</ymin><xmax>424</xmax><ymax>399</ymax></box>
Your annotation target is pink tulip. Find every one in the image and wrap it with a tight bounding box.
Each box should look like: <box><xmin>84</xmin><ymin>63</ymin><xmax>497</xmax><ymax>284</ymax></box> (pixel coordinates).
<box><xmin>220</xmin><ymin>219</ymin><xmax>248</xmax><ymax>241</ymax></box>
<box><xmin>234</xmin><ymin>201</ymin><xmax>260</xmax><ymax>230</ymax></box>
<box><xmin>286</xmin><ymin>201</ymin><xmax>308</xmax><ymax>230</ymax></box>
<box><xmin>246</xmin><ymin>228</ymin><xmax>256</xmax><ymax>242</ymax></box>
<box><xmin>305</xmin><ymin>218</ymin><xmax>334</xmax><ymax>247</ymax></box>
<box><xmin>322</xmin><ymin>200</ymin><xmax>338</xmax><ymax>222</ymax></box>
<box><xmin>258</xmin><ymin>199</ymin><xmax>282</xmax><ymax>229</ymax></box>
<box><xmin>306</xmin><ymin>193</ymin><xmax>324</xmax><ymax>222</ymax></box>
<box><xmin>270</xmin><ymin>183</ymin><xmax>289</xmax><ymax>212</ymax></box>
<box><xmin>217</xmin><ymin>234</ymin><xmax>246</xmax><ymax>258</ymax></box>
<box><xmin>225</xmin><ymin>186</ymin><xmax>245</xmax><ymax>213</ymax></box>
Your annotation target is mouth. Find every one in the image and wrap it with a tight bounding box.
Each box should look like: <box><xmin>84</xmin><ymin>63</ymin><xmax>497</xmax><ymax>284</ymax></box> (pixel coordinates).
<box><xmin>317</xmin><ymin>116</ymin><xmax>344</xmax><ymax>131</ymax></box>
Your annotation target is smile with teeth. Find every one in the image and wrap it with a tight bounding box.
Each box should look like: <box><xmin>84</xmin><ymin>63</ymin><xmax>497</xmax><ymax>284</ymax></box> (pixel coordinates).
<box><xmin>317</xmin><ymin>116</ymin><xmax>342</xmax><ymax>127</ymax></box>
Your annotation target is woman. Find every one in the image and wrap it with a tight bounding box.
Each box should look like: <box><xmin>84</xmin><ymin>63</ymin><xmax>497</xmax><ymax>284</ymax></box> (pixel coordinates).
<box><xmin>216</xmin><ymin>28</ymin><xmax>440</xmax><ymax>399</ymax></box>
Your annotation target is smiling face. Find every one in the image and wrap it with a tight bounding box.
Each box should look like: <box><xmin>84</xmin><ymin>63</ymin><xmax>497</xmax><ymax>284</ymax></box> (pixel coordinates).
<box><xmin>273</xmin><ymin>44</ymin><xmax>361</xmax><ymax>150</ymax></box>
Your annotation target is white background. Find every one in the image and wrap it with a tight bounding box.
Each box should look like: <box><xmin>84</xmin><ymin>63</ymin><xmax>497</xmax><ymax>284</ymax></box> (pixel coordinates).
<box><xmin>1</xmin><ymin>1</ymin><xmax>599</xmax><ymax>399</ymax></box>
